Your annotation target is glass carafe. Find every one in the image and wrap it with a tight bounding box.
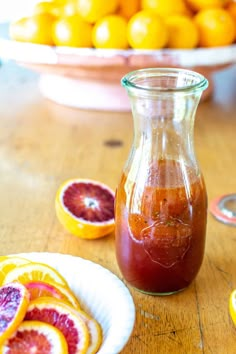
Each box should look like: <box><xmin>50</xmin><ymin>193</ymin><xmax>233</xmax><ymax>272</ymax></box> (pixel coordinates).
<box><xmin>115</xmin><ymin>68</ymin><xmax>208</xmax><ymax>295</ymax></box>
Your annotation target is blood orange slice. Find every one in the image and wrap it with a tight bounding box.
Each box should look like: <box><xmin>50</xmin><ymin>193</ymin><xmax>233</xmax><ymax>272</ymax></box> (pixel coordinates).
<box><xmin>25</xmin><ymin>297</ymin><xmax>89</xmax><ymax>354</ymax></box>
<box><xmin>0</xmin><ymin>256</ymin><xmax>31</xmax><ymax>285</ymax></box>
<box><xmin>76</xmin><ymin>310</ymin><xmax>103</xmax><ymax>354</ymax></box>
<box><xmin>0</xmin><ymin>320</ymin><xmax>68</xmax><ymax>354</ymax></box>
<box><xmin>2</xmin><ymin>262</ymin><xmax>69</xmax><ymax>288</ymax></box>
<box><xmin>24</xmin><ymin>280</ymin><xmax>81</xmax><ymax>309</ymax></box>
<box><xmin>0</xmin><ymin>282</ymin><xmax>30</xmax><ymax>345</ymax></box>
<box><xmin>55</xmin><ymin>178</ymin><xmax>115</xmax><ymax>239</ymax></box>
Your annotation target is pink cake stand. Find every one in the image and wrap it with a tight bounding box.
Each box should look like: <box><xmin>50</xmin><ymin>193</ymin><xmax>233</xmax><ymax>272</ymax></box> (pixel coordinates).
<box><xmin>0</xmin><ymin>23</ymin><xmax>235</xmax><ymax>111</ymax></box>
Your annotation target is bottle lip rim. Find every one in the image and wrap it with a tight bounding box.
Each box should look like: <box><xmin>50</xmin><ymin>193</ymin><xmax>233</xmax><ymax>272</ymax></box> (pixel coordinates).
<box><xmin>121</xmin><ymin>68</ymin><xmax>209</xmax><ymax>94</ymax></box>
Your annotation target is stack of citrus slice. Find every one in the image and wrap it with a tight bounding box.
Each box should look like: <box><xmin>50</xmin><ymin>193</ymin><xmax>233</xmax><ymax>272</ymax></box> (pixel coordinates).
<box><xmin>0</xmin><ymin>255</ymin><xmax>103</xmax><ymax>354</ymax></box>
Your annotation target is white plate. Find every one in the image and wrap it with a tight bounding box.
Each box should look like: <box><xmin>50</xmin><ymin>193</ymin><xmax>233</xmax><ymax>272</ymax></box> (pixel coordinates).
<box><xmin>10</xmin><ymin>252</ymin><xmax>135</xmax><ymax>354</ymax></box>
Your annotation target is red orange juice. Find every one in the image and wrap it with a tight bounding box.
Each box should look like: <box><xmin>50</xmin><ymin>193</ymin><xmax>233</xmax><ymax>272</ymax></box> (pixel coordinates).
<box><xmin>115</xmin><ymin>159</ymin><xmax>207</xmax><ymax>294</ymax></box>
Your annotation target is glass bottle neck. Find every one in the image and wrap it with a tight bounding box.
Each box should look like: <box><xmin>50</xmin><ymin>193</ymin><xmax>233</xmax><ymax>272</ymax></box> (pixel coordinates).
<box><xmin>128</xmin><ymin>92</ymin><xmax>201</xmax><ymax>172</ymax></box>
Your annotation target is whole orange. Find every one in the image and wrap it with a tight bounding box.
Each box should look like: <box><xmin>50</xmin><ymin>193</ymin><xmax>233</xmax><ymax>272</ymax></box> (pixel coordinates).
<box><xmin>194</xmin><ymin>8</ymin><xmax>235</xmax><ymax>47</ymax></box>
<box><xmin>34</xmin><ymin>1</ymin><xmax>78</xmax><ymax>17</ymax></box>
<box><xmin>117</xmin><ymin>0</ymin><xmax>141</xmax><ymax>19</ymax></box>
<box><xmin>33</xmin><ymin>1</ymin><xmax>62</xmax><ymax>16</ymax></box>
<box><xmin>166</xmin><ymin>15</ymin><xmax>199</xmax><ymax>49</ymax></box>
<box><xmin>59</xmin><ymin>1</ymin><xmax>79</xmax><ymax>16</ymax></box>
<box><xmin>141</xmin><ymin>0</ymin><xmax>189</xmax><ymax>17</ymax></box>
<box><xmin>92</xmin><ymin>15</ymin><xmax>129</xmax><ymax>49</ymax></box>
<box><xmin>10</xmin><ymin>13</ymin><xmax>55</xmax><ymax>45</ymax></box>
<box><xmin>127</xmin><ymin>10</ymin><xmax>168</xmax><ymax>49</ymax></box>
<box><xmin>185</xmin><ymin>0</ymin><xmax>230</xmax><ymax>12</ymax></box>
<box><xmin>77</xmin><ymin>0</ymin><xmax>119</xmax><ymax>23</ymax></box>
<box><xmin>226</xmin><ymin>1</ymin><xmax>236</xmax><ymax>21</ymax></box>
<box><xmin>9</xmin><ymin>17</ymin><xmax>29</xmax><ymax>42</ymax></box>
<box><xmin>52</xmin><ymin>15</ymin><xmax>93</xmax><ymax>47</ymax></box>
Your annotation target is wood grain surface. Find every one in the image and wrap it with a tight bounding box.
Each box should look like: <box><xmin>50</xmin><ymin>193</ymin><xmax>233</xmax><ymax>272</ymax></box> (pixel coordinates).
<box><xmin>0</xmin><ymin>61</ymin><xmax>236</xmax><ymax>353</ymax></box>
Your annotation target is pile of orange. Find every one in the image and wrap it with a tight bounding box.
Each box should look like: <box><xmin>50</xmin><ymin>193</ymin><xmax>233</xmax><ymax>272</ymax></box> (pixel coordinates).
<box><xmin>9</xmin><ymin>0</ymin><xmax>236</xmax><ymax>49</ymax></box>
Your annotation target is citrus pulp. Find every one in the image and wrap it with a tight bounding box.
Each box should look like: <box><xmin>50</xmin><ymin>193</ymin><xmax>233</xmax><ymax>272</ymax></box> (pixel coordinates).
<box><xmin>0</xmin><ymin>282</ymin><xmax>30</xmax><ymax>345</ymax></box>
<box><xmin>25</xmin><ymin>297</ymin><xmax>89</xmax><ymax>354</ymax></box>
<box><xmin>75</xmin><ymin>310</ymin><xmax>103</xmax><ymax>354</ymax></box>
<box><xmin>0</xmin><ymin>320</ymin><xmax>68</xmax><ymax>354</ymax></box>
<box><xmin>55</xmin><ymin>179</ymin><xmax>115</xmax><ymax>239</ymax></box>
<box><xmin>2</xmin><ymin>262</ymin><xmax>69</xmax><ymax>287</ymax></box>
<box><xmin>24</xmin><ymin>280</ymin><xmax>81</xmax><ymax>309</ymax></box>
<box><xmin>0</xmin><ymin>256</ymin><xmax>31</xmax><ymax>285</ymax></box>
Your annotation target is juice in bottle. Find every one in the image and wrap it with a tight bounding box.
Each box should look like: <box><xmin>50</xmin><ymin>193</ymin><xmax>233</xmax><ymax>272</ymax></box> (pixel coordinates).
<box><xmin>116</xmin><ymin>68</ymin><xmax>209</xmax><ymax>295</ymax></box>
<box><xmin>115</xmin><ymin>159</ymin><xmax>207</xmax><ymax>295</ymax></box>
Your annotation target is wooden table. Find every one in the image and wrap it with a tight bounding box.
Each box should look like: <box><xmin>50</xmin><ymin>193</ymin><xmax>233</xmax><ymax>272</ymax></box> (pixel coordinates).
<box><xmin>0</xmin><ymin>61</ymin><xmax>236</xmax><ymax>353</ymax></box>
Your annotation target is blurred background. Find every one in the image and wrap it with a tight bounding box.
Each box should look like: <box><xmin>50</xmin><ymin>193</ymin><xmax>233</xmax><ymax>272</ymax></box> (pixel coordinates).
<box><xmin>0</xmin><ymin>0</ymin><xmax>235</xmax><ymax>110</ymax></box>
<box><xmin>0</xmin><ymin>0</ymin><xmax>37</xmax><ymax>21</ymax></box>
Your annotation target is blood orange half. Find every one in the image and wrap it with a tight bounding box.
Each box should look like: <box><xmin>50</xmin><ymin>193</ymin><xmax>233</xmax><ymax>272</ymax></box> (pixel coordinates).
<box><xmin>25</xmin><ymin>297</ymin><xmax>89</xmax><ymax>354</ymax></box>
<box><xmin>0</xmin><ymin>320</ymin><xmax>68</xmax><ymax>354</ymax></box>
<box><xmin>0</xmin><ymin>282</ymin><xmax>30</xmax><ymax>345</ymax></box>
<box><xmin>55</xmin><ymin>178</ymin><xmax>115</xmax><ymax>239</ymax></box>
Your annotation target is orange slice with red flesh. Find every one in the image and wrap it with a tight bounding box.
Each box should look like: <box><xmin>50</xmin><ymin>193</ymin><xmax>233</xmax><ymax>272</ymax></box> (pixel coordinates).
<box><xmin>25</xmin><ymin>297</ymin><xmax>89</xmax><ymax>354</ymax></box>
<box><xmin>0</xmin><ymin>282</ymin><xmax>30</xmax><ymax>345</ymax></box>
<box><xmin>0</xmin><ymin>320</ymin><xmax>68</xmax><ymax>354</ymax></box>
<box><xmin>76</xmin><ymin>310</ymin><xmax>103</xmax><ymax>354</ymax></box>
<box><xmin>2</xmin><ymin>262</ymin><xmax>69</xmax><ymax>288</ymax></box>
<box><xmin>55</xmin><ymin>179</ymin><xmax>115</xmax><ymax>239</ymax></box>
<box><xmin>24</xmin><ymin>280</ymin><xmax>81</xmax><ymax>309</ymax></box>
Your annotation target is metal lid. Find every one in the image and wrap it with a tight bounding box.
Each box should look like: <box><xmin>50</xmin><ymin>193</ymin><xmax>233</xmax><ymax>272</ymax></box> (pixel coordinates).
<box><xmin>210</xmin><ymin>194</ymin><xmax>236</xmax><ymax>226</ymax></box>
